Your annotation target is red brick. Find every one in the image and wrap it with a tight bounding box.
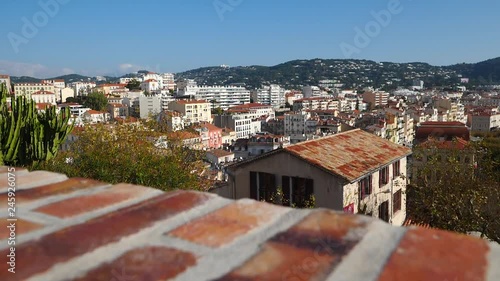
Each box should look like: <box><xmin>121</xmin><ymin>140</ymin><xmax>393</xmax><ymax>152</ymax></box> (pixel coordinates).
<box><xmin>34</xmin><ymin>183</ymin><xmax>155</xmax><ymax>218</ymax></box>
<box><xmin>377</xmin><ymin>227</ymin><xmax>489</xmax><ymax>281</ymax></box>
<box><xmin>0</xmin><ymin>170</ymin><xmax>66</xmax><ymax>190</ymax></box>
<box><xmin>0</xmin><ymin>191</ymin><xmax>209</xmax><ymax>281</ymax></box>
<box><xmin>168</xmin><ymin>200</ymin><xmax>285</xmax><ymax>247</ymax></box>
<box><xmin>0</xmin><ymin>178</ymin><xmax>105</xmax><ymax>208</ymax></box>
<box><xmin>215</xmin><ymin>211</ymin><xmax>366</xmax><ymax>281</ymax></box>
<box><xmin>73</xmin><ymin>247</ymin><xmax>196</xmax><ymax>281</ymax></box>
<box><xmin>0</xmin><ymin>219</ymin><xmax>43</xmax><ymax>240</ymax></box>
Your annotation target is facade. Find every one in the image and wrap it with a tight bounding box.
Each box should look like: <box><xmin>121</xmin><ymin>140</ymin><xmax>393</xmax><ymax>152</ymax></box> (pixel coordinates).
<box><xmin>470</xmin><ymin>112</ymin><xmax>500</xmax><ymax>132</ymax></box>
<box><xmin>196</xmin><ymin>122</ymin><xmax>223</xmax><ymax>149</ymax></box>
<box><xmin>167</xmin><ymin>100</ymin><xmax>212</xmax><ymax>125</ymax></box>
<box><xmin>206</xmin><ymin>149</ymin><xmax>235</xmax><ymax>165</ymax></box>
<box><xmin>247</xmin><ymin>133</ymin><xmax>289</xmax><ymax>156</ymax></box>
<box><xmin>214</xmin><ymin>115</ymin><xmax>262</xmax><ymax>139</ymax></box>
<box><xmin>94</xmin><ymin>84</ymin><xmax>128</xmax><ymax>95</ymax></box>
<box><xmin>139</xmin><ymin>95</ymin><xmax>162</xmax><ymax>119</ymax></box>
<box><xmin>195</xmin><ymin>86</ymin><xmax>251</xmax><ymax>110</ymax></box>
<box><xmin>84</xmin><ymin>110</ymin><xmax>110</xmax><ymax>124</ymax></box>
<box><xmin>141</xmin><ymin>79</ymin><xmax>160</xmax><ymax>92</ymax></box>
<box><xmin>14</xmin><ymin>83</ymin><xmax>55</xmax><ymax>99</ymax></box>
<box><xmin>158</xmin><ymin>110</ymin><xmax>185</xmax><ymax>132</ymax></box>
<box><xmin>363</xmin><ymin>91</ymin><xmax>389</xmax><ymax>108</ymax></box>
<box><xmin>107</xmin><ymin>103</ymin><xmax>129</xmax><ymax>120</ymax></box>
<box><xmin>251</xmin><ymin>85</ymin><xmax>286</xmax><ymax>108</ymax></box>
<box><xmin>226</xmin><ymin>103</ymin><xmax>275</xmax><ymax>120</ymax></box>
<box><xmin>70</xmin><ymin>82</ymin><xmax>96</xmax><ymax>97</ymax></box>
<box><xmin>60</xmin><ymin>88</ymin><xmax>75</xmax><ymax>103</ymax></box>
<box><xmin>226</xmin><ymin>129</ymin><xmax>411</xmax><ymax>226</ymax></box>
<box><xmin>31</xmin><ymin>90</ymin><xmax>57</xmax><ymax>105</ymax></box>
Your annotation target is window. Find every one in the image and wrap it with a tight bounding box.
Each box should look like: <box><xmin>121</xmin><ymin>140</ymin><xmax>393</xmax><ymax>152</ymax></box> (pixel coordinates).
<box><xmin>282</xmin><ymin>176</ymin><xmax>314</xmax><ymax>208</ymax></box>
<box><xmin>393</xmin><ymin>189</ymin><xmax>402</xmax><ymax>213</ymax></box>
<box><xmin>392</xmin><ymin>161</ymin><xmax>400</xmax><ymax>179</ymax></box>
<box><xmin>379</xmin><ymin>201</ymin><xmax>389</xmax><ymax>222</ymax></box>
<box><xmin>379</xmin><ymin>166</ymin><xmax>389</xmax><ymax>185</ymax></box>
<box><xmin>250</xmin><ymin>172</ymin><xmax>276</xmax><ymax>202</ymax></box>
<box><xmin>358</xmin><ymin>175</ymin><xmax>372</xmax><ymax>200</ymax></box>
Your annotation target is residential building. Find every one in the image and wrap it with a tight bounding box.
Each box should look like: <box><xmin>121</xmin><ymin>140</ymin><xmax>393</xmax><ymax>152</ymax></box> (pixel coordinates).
<box><xmin>168</xmin><ymin>100</ymin><xmax>212</xmax><ymax>125</ymax></box>
<box><xmin>470</xmin><ymin>112</ymin><xmax>500</xmax><ymax>132</ymax></box>
<box><xmin>302</xmin><ymin>86</ymin><xmax>324</xmax><ymax>98</ymax></box>
<box><xmin>214</xmin><ymin>115</ymin><xmax>261</xmax><ymax>139</ymax></box>
<box><xmin>94</xmin><ymin>84</ymin><xmax>128</xmax><ymax>95</ymax></box>
<box><xmin>60</xmin><ymin>88</ymin><xmax>75</xmax><ymax>103</ymax></box>
<box><xmin>139</xmin><ymin>95</ymin><xmax>162</xmax><ymax>119</ymax></box>
<box><xmin>157</xmin><ymin>110</ymin><xmax>185</xmax><ymax>132</ymax></box>
<box><xmin>415</xmin><ymin>121</ymin><xmax>470</xmax><ymax>145</ymax></box>
<box><xmin>196</xmin><ymin>122</ymin><xmax>223</xmax><ymax>149</ymax></box>
<box><xmin>251</xmin><ymin>85</ymin><xmax>286</xmax><ymax>108</ymax></box>
<box><xmin>107</xmin><ymin>103</ymin><xmax>129</xmax><ymax>120</ymax></box>
<box><xmin>226</xmin><ymin>103</ymin><xmax>275</xmax><ymax>120</ymax></box>
<box><xmin>226</xmin><ymin>129</ymin><xmax>411</xmax><ymax>225</ymax></box>
<box><xmin>141</xmin><ymin>79</ymin><xmax>160</xmax><ymax>93</ymax></box>
<box><xmin>70</xmin><ymin>82</ymin><xmax>96</xmax><ymax>97</ymax></box>
<box><xmin>206</xmin><ymin>149</ymin><xmax>235</xmax><ymax>165</ymax></box>
<box><xmin>31</xmin><ymin>90</ymin><xmax>57</xmax><ymax>105</ymax></box>
<box><xmin>221</xmin><ymin>127</ymin><xmax>237</xmax><ymax>148</ymax></box>
<box><xmin>84</xmin><ymin>110</ymin><xmax>110</xmax><ymax>124</ymax></box>
<box><xmin>14</xmin><ymin>83</ymin><xmax>55</xmax><ymax>99</ymax></box>
<box><xmin>247</xmin><ymin>132</ymin><xmax>289</xmax><ymax>156</ymax></box>
<box><xmin>0</xmin><ymin>75</ymin><xmax>12</xmax><ymax>93</ymax></box>
<box><xmin>195</xmin><ymin>86</ymin><xmax>251</xmax><ymax>110</ymax></box>
<box><xmin>363</xmin><ymin>91</ymin><xmax>389</xmax><ymax>108</ymax></box>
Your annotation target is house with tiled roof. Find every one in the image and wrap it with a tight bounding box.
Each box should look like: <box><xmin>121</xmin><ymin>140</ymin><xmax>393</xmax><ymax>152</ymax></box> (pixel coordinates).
<box><xmin>226</xmin><ymin>129</ymin><xmax>412</xmax><ymax>226</ymax></box>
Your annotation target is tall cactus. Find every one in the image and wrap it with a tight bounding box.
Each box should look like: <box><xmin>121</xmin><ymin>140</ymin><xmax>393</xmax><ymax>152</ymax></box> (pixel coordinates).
<box><xmin>0</xmin><ymin>83</ymin><xmax>74</xmax><ymax>166</ymax></box>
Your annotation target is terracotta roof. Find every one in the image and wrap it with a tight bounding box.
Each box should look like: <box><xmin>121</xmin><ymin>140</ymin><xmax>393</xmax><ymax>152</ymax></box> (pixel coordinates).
<box><xmin>228</xmin><ymin>103</ymin><xmax>269</xmax><ymax>109</ymax></box>
<box><xmin>35</xmin><ymin>103</ymin><xmax>53</xmax><ymax>110</ymax></box>
<box><xmin>284</xmin><ymin>129</ymin><xmax>412</xmax><ymax>182</ymax></box>
<box><xmin>0</xmin><ymin>167</ymin><xmax>498</xmax><ymax>281</ymax></box>
<box><xmin>0</xmin><ymin>74</ymin><xmax>10</xmax><ymax>78</ymax></box>
<box><xmin>199</xmin><ymin>122</ymin><xmax>222</xmax><ymax>132</ymax></box>
<box><xmin>86</xmin><ymin>110</ymin><xmax>106</xmax><ymax>115</ymax></box>
<box><xmin>416</xmin><ymin>122</ymin><xmax>470</xmax><ymax>142</ymax></box>
<box><xmin>207</xmin><ymin>149</ymin><xmax>234</xmax><ymax>158</ymax></box>
<box><xmin>418</xmin><ymin>137</ymin><xmax>470</xmax><ymax>150</ymax></box>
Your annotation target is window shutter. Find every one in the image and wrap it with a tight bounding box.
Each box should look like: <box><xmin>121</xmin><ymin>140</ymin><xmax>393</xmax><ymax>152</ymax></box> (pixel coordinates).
<box><xmin>282</xmin><ymin>176</ymin><xmax>290</xmax><ymax>206</ymax></box>
<box><xmin>305</xmin><ymin>179</ymin><xmax>314</xmax><ymax>199</ymax></box>
<box><xmin>250</xmin><ymin>172</ymin><xmax>257</xmax><ymax>200</ymax></box>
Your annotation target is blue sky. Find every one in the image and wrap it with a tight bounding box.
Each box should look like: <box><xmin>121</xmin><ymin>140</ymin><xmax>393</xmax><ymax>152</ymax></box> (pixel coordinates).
<box><xmin>1</xmin><ymin>0</ymin><xmax>498</xmax><ymax>77</ymax></box>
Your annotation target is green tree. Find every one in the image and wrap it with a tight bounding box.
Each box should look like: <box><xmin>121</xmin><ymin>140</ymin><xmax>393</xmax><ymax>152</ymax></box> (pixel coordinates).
<box><xmin>125</xmin><ymin>79</ymin><xmax>141</xmax><ymax>90</ymax></box>
<box><xmin>38</xmin><ymin>122</ymin><xmax>211</xmax><ymax>192</ymax></box>
<box><xmin>84</xmin><ymin>92</ymin><xmax>108</xmax><ymax>111</ymax></box>
<box><xmin>408</xmin><ymin>142</ymin><xmax>500</xmax><ymax>243</ymax></box>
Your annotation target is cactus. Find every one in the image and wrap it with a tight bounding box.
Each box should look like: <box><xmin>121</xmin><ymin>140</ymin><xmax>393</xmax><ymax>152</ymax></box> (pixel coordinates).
<box><xmin>0</xmin><ymin>83</ymin><xmax>74</xmax><ymax>166</ymax></box>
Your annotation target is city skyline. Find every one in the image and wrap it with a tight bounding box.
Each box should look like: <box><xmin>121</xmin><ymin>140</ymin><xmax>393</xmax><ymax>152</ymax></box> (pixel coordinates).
<box><xmin>1</xmin><ymin>0</ymin><xmax>499</xmax><ymax>77</ymax></box>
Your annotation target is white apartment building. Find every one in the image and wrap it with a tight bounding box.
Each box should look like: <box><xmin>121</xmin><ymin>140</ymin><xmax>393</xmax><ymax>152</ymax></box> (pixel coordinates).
<box><xmin>119</xmin><ymin>77</ymin><xmax>143</xmax><ymax>84</ymax></box>
<box><xmin>176</xmin><ymin>80</ymin><xmax>250</xmax><ymax>110</ymax></box>
<box><xmin>214</xmin><ymin>115</ymin><xmax>261</xmax><ymax>139</ymax></box>
<box><xmin>168</xmin><ymin>100</ymin><xmax>212</xmax><ymax>124</ymax></box>
<box><xmin>141</xmin><ymin>79</ymin><xmax>160</xmax><ymax>93</ymax></box>
<box><xmin>251</xmin><ymin>85</ymin><xmax>286</xmax><ymax>108</ymax></box>
<box><xmin>14</xmin><ymin>83</ymin><xmax>55</xmax><ymax>99</ymax></box>
<box><xmin>293</xmin><ymin>97</ymin><xmax>340</xmax><ymax>112</ymax></box>
<box><xmin>303</xmin><ymin>86</ymin><xmax>327</xmax><ymax>98</ymax></box>
<box><xmin>70</xmin><ymin>82</ymin><xmax>97</xmax><ymax>97</ymax></box>
<box><xmin>470</xmin><ymin>112</ymin><xmax>500</xmax><ymax>132</ymax></box>
<box><xmin>31</xmin><ymin>90</ymin><xmax>57</xmax><ymax>105</ymax></box>
<box><xmin>227</xmin><ymin>103</ymin><xmax>275</xmax><ymax>120</ymax></box>
<box><xmin>139</xmin><ymin>94</ymin><xmax>162</xmax><ymax>119</ymax></box>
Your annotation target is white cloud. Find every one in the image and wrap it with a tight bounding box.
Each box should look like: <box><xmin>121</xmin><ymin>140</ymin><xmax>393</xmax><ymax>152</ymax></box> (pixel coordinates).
<box><xmin>0</xmin><ymin>60</ymin><xmax>78</xmax><ymax>78</ymax></box>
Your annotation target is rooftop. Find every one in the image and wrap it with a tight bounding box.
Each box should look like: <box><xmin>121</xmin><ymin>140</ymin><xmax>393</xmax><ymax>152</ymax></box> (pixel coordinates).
<box><xmin>284</xmin><ymin>129</ymin><xmax>412</xmax><ymax>182</ymax></box>
<box><xmin>0</xmin><ymin>167</ymin><xmax>498</xmax><ymax>281</ymax></box>
<box><xmin>207</xmin><ymin>149</ymin><xmax>234</xmax><ymax>158</ymax></box>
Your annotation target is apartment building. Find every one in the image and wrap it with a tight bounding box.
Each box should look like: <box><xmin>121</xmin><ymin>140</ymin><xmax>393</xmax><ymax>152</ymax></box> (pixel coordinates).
<box><xmin>31</xmin><ymin>90</ymin><xmax>57</xmax><ymax>105</ymax></box>
<box><xmin>214</xmin><ymin>115</ymin><xmax>261</xmax><ymax>139</ymax></box>
<box><xmin>363</xmin><ymin>91</ymin><xmax>389</xmax><ymax>108</ymax></box>
<box><xmin>251</xmin><ymin>85</ymin><xmax>286</xmax><ymax>108</ymax></box>
<box><xmin>139</xmin><ymin>95</ymin><xmax>162</xmax><ymax>119</ymax></box>
<box><xmin>168</xmin><ymin>100</ymin><xmax>212</xmax><ymax>124</ymax></box>
<box><xmin>70</xmin><ymin>82</ymin><xmax>96</xmax><ymax>97</ymax></box>
<box><xmin>14</xmin><ymin>83</ymin><xmax>55</xmax><ymax>99</ymax></box>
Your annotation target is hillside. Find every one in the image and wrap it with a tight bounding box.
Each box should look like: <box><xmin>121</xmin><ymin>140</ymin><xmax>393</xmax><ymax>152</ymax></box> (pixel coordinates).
<box><xmin>9</xmin><ymin>57</ymin><xmax>500</xmax><ymax>89</ymax></box>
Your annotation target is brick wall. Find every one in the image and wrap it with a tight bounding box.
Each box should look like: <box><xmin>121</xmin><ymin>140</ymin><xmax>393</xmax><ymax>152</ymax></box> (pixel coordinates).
<box><xmin>0</xmin><ymin>166</ymin><xmax>499</xmax><ymax>281</ymax></box>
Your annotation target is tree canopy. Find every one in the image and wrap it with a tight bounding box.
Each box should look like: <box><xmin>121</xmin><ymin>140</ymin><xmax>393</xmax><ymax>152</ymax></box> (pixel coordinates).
<box><xmin>408</xmin><ymin>142</ymin><xmax>500</xmax><ymax>243</ymax></box>
<box><xmin>84</xmin><ymin>92</ymin><xmax>108</xmax><ymax>111</ymax></box>
<box><xmin>38</xmin><ymin>122</ymin><xmax>211</xmax><ymax>192</ymax></box>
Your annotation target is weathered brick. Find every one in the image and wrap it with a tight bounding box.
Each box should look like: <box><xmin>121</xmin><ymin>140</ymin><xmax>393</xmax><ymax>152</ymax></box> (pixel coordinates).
<box><xmin>0</xmin><ymin>178</ymin><xmax>105</xmax><ymax>208</ymax></box>
<box><xmin>34</xmin><ymin>183</ymin><xmax>156</xmax><ymax>218</ymax></box>
<box><xmin>0</xmin><ymin>219</ymin><xmax>43</xmax><ymax>240</ymax></box>
<box><xmin>168</xmin><ymin>200</ymin><xmax>286</xmax><ymax>247</ymax></box>
<box><xmin>215</xmin><ymin>211</ymin><xmax>366</xmax><ymax>280</ymax></box>
<box><xmin>377</xmin><ymin>227</ymin><xmax>489</xmax><ymax>281</ymax></box>
<box><xmin>72</xmin><ymin>246</ymin><xmax>196</xmax><ymax>281</ymax></box>
<box><xmin>0</xmin><ymin>170</ymin><xmax>67</xmax><ymax>191</ymax></box>
<box><xmin>0</xmin><ymin>191</ymin><xmax>210</xmax><ymax>281</ymax></box>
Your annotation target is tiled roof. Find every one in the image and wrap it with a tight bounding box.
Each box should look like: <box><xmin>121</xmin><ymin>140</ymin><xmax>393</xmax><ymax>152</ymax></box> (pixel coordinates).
<box><xmin>176</xmin><ymin>99</ymin><xmax>208</xmax><ymax>104</ymax></box>
<box><xmin>207</xmin><ymin>149</ymin><xmax>234</xmax><ymax>158</ymax></box>
<box><xmin>0</xmin><ymin>167</ymin><xmax>498</xmax><ymax>281</ymax></box>
<box><xmin>418</xmin><ymin>137</ymin><xmax>470</xmax><ymax>150</ymax></box>
<box><xmin>32</xmin><ymin>90</ymin><xmax>55</xmax><ymax>95</ymax></box>
<box><xmin>284</xmin><ymin>129</ymin><xmax>412</xmax><ymax>182</ymax></box>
